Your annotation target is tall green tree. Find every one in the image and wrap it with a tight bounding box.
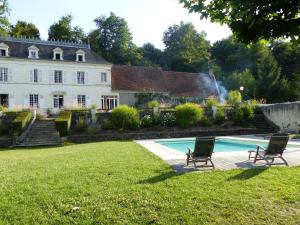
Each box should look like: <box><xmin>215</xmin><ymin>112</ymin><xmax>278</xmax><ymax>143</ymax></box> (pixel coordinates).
<box><xmin>89</xmin><ymin>12</ymin><xmax>144</xmax><ymax>65</ymax></box>
<box><xmin>255</xmin><ymin>52</ymin><xmax>290</xmax><ymax>102</ymax></box>
<box><xmin>179</xmin><ymin>0</ymin><xmax>300</xmax><ymax>44</ymax></box>
<box><xmin>140</xmin><ymin>43</ymin><xmax>164</xmax><ymax>67</ymax></box>
<box><xmin>163</xmin><ymin>22</ymin><xmax>210</xmax><ymax>72</ymax></box>
<box><xmin>9</xmin><ymin>21</ymin><xmax>40</xmax><ymax>38</ymax></box>
<box><xmin>48</xmin><ymin>14</ymin><xmax>86</xmax><ymax>42</ymax></box>
<box><xmin>0</xmin><ymin>0</ymin><xmax>10</xmax><ymax>35</ymax></box>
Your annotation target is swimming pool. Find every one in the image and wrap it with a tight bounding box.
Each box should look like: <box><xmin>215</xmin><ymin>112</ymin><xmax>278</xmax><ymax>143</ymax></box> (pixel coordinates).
<box><xmin>156</xmin><ymin>138</ymin><xmax>299</xmax><ymax>154</ymax></box>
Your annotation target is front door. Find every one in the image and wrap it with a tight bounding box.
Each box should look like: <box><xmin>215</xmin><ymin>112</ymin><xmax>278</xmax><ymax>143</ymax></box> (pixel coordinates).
<box><xmin>53</xmin><ymin>95</ymin><xmax>64</xmax><ymax>109</ymax></box>
<box><xmin>0</xmin><ymin>94</ymin><xmax>9</xmax><ymax>108</ymax></box>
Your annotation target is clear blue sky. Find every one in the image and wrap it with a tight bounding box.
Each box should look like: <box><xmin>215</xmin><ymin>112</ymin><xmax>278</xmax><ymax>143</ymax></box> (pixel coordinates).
<box><xmin>8</xmin><ymin>0</ymin><xmax>231</xmax><ymax>49</ymax></box>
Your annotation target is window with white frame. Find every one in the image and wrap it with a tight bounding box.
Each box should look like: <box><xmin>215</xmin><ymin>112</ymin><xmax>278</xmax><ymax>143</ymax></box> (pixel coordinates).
<box><xmin>77</xmin><ymin>71</ymin><xmax>85</xmax><ymax>84</ymax></box>
<box><xmin>0</xmin><ymin>67</ymin><xmax>8</xmax><ymax>82</ymax></box>
<box><xmin>53</xmin><ymin>48</ymin><xmax>63</xmax><ymax>60</ymax></box>
<box><xmin>33</xmin><ymin>69</ymin><xmax>38</xmax><ymax>83</ymax></box>
<box><xmin>53</xmin><ymin>95</ymin><xmax>64</xmax><ymax>108</ymax></box>
<box><xmin>54</xmin><ymin>70</ymin><xmax>63</xmax><ymax>83</ymax></box>
<box><xmin>101</xmin><ymin>72</ymin><xmax>107</xmax><ymax>82</ymax></box>
<box><xmin>29</xmin><ymin>94</ymin><xmax>39</xmax><ymax>108</ymax></box>
<box><xmin>77</xmin><ymin>95</ymin><xmax>86</xmax><ymax>107</ymax></box>
<box><xmin>0</xmin><ymin>43</ymin><xmax>9</xmax><ymax>57</ymax></box>
<box><xmin>101</xmin><ymin>95</ymin><xmax>118</xmax><ymax>110</ymax></box>
<box><xmin>28</xmin><ymin>45</ymin><xmax>39</xmax><ymax>59</ymax></box>
<box><xmin>76</xmin><ymin>49</ymin><xmax>86</xmax><ymax>62</ymax></box>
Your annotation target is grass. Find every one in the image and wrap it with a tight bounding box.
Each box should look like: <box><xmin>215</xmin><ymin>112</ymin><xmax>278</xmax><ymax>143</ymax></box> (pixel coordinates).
<box><xmin>0</xmin><ymin>142</ymin><xmax>299</xmax><ymax>225</ymax></box>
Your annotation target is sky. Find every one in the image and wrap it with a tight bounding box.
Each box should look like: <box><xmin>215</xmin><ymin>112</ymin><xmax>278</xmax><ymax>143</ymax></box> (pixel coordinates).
<box><xmin>8</xmin><ymin>0</ymin><xmax>231</xmax><ymax>49</ymax></box>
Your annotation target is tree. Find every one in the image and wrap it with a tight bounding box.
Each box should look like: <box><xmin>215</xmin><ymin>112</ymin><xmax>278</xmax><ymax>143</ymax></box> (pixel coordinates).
<box><xmin>224</xmin><ymin>69</ymin><xmax>256</xmax><ymax>98</ymax></box>
<box><xmin>9</xmin><ymin>21</ymin><xmax>40</xmax><ymax>38</ymax></box>
<box><xmin>179</xmin><ymin>0</ymin><xmax>300</xmax><ymax>44</ymax></box>
<box><xmin>89</xmin><ymin>12</ymin><xmax>144</xmax><ymax>65</ymax></box>
<box><xmin>0</xmin><ymin>0</ymin><xmax>10</xmax><ymax>35</ymax></box>
<box><xmin>255</xmin><ymin>52</ymin><xmax>290</xmax><ymax>103</ymax></box>
<box><xmin>48</xmin><ymin>14</ymin><xmax>86</xmax><ymax>42</ymax></box>
<box><xmin>140</xmin><ymin>43</ymin><xmax>164</xmax><ymax>67</ymax></box>
<box><xmin>163</xmin><ymin>22</ymin><xmax>210</xmax><ymax>72</ymax></box>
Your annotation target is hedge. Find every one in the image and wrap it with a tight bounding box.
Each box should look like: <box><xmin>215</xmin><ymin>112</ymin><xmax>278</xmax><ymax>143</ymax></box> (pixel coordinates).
<box><xmin>55</xmin><ymin>111</ymin><xmax>72</xmax><ymax>136</ymax></box>
<box><xmin>12</xmin><ymin>111</ymin><xmax>32</xmax><ymax>135</ymax></box>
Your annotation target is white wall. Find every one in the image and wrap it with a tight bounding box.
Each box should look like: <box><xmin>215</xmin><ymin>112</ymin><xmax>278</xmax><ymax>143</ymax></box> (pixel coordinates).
<box><xmin>0</xmin><ymin>57</ymin><xmax>118</xmax><ymax>110</ymax></box>
<box><xmin>260</xmin><ymin>102</ymin><xmax>300</xmax><ymax>133</ymax></box>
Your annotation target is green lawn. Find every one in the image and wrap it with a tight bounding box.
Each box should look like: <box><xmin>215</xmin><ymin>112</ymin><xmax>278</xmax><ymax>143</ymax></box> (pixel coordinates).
<box><xmin>0</xmin><ymin>142</ymin><xmax>299</xmax><ymax>225</ymax></box>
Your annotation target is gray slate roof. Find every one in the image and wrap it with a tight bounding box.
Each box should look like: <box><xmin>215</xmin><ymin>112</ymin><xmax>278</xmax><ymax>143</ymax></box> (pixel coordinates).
<box><xmin>0</xmin><ymin>37</ymin><xmax>110</xmax><ymax>65</ymax></box>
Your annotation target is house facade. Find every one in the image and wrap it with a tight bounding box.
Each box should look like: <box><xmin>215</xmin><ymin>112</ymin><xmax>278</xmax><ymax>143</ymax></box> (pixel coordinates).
<box><xmin>0</xmin><ymin>36</ymin><xmax>119</xmax><ymax>112</ymax></box>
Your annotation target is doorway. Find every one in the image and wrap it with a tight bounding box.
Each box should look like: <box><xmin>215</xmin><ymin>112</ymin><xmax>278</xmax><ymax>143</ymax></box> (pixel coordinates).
<box><xmin>53</xmin><ymin>95</ymin><xmax>64</xmax><ymax>109</ymax></box>
<box><xmin>0</xmin><ymin>94</ymin><xmax>8</xmax><ymax>108</ymax></box>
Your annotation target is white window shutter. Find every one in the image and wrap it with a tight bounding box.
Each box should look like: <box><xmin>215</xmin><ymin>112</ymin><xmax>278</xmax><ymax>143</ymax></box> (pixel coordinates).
<box><xmin>86</xmin><ymin>96</ymin><xmax>91</xmax><ymax>108</ymax></box>
<box><xmin>39</xmin><ymin>70</ymin><xmax>42</xmax><ymax>83</ymax></box>
<box><xmin>63</xmin><ymin>71</ymin><xmax>67</xmax><ymax>83</ymax></box>
<box><xmin>40</xmin><ymin>95</ymin><xmax>45</xmax><ymax>108</ymax></box>
<box><xmin>72</xmin><ymin>95</ymin><xmax>77</xmax><ymax>107</ymax></box>
<box><xmin>85</xmin><ymin>72</ymin><xmax>88</xmax><ymax>84</ymax></box>
<box><xmin>8</xmin><ymin>68</ymin><xmax>12</xmax><ymax>82</ymax></box>
<box><xmin>73</xmin><ymin>72</ymin><xmax>77</xmax><ymax>84</ymax></box>
<box><xmin>24</xmin><ymin>95</ymin><xmax>29</xmax><ymax>108</ymax></box>
<box><xmin>30</xmin><ymin>70</ymin><xmax>34</xmax><ymax>82</ymax></box>
<box><xmin>49</xmin><ymin>71</ymin><xmax>53</xmax><ymax>83</ymax></box>
<box><xmin>9</xmin><ymin>94</ymin><xmax>15</xmax><ymax>108</ymax></box>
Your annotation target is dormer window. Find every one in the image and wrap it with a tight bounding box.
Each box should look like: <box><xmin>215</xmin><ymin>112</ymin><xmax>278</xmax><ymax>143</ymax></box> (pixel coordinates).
<box><xmin>28</xmin><ymin>45</ymin><xmax>39</xmax><ymax>59</ymax></box>
<box><xmin>53</xmin><ymin>47</ymin><xmax>63</xmax><ymax>60</ymax></box>
<box><xmin>76</xmin><ymin>49</ymin><xmax>86</xmax><ymax>62</ymax></box>
<box><xmin>0</xmin><ymin>43</ymin><xmax>9</xmax><ymax>57</ymax></box>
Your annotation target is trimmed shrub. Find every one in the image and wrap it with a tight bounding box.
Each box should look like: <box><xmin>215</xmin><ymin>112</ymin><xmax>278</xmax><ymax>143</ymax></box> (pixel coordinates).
<box><xmin>12</xmin><ymin>111</ymin><xmax>32</xmax><ymax>135</ymax></box>
<box><xmin>141</xmin><ymin>115</ymin><xmax>153</xmax><ymax>128</ymax></box>
<box><xmin>233</xmin><ymin>105</ymin><xmax>254</xmax><ymax>126</ymax></box>
<box><xmin>205</xmin><ymin>96</ymin><xmax>219</xmax><ymax>107</ymax></box>
<box><xmin>147</xmin><ymin>100</ymin><xmax>160</xmax><ymax>108</ymax></box>
<box><xmin>175</xmin><ymin>103</ymin><xmax>203</xmax><ymax>127</ymax></box>
<box><xmin>199</xmin><ymin>116</ymin><xmax>212</xmax><ymax>127</ymax></box>
<box><xmin>215</xmin><ymin>108</ymin><xmax>226</xmax><ymax>125</ymax></box>
<box><xmin>73</xmin><ymin>117</ymin><xmax>88</xmax><ymax>133</ymax></box>
<box><xmin>55</xmin><ymin>111</ymin><xmax>72</xmax><ymax>136</ymax></box>
<box><xmin>0</xmin><ymin>105</ymin><xmax>3</xmax><ymax>112</ymax></box>
<box><xmin>110</xmin><ymin>105</ymin><xmax>140</xmax><ymax>130</ymax></box>
<box><xmin>227</xmin><ymin>91</ymin><xmax>242</xmax><ymax>106</ymax></box>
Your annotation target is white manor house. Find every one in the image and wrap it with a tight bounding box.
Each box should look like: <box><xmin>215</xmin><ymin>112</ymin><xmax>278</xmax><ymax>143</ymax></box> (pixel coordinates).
<box><xmin>0</xmin><ymin>36</ymin><xmax>118</xmax><ymax>112</ymax></box>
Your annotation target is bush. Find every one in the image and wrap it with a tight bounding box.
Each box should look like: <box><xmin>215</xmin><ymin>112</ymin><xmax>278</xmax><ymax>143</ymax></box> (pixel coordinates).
<box><xmin>147</xmin><ymin>100</ymin><xmax>160</xmax><ymax>108</ymax></box>
<box><xmin>55</xmin><ymin>111</ymin><xmax>72</xmax><ymax>136</ymax></box>
<box><xmin>215</xmin><ymin>108</ymin><xmax>226</xmax><ymax>125</ymax></box>
<box><xmin>0</xmin><ymin>105</ymin><xmax>3</xmax><ymax>112</ymax></box>
<box><xmin>205</xmin><ymin>96</ymin><xmax>219</xmax><ymax>107</ymax></box>
<box><xmin>141</xmin><ymin>115</ymin><xmax>153</xmax><ymax>128</ymax></box>
<box><xmin>159</xmin><ymin>113</ymin><xmax>176</xmax><ymax>127</ymax></box>
<box><xmin>12</xmin><ymin>111</ymin><xmax>32</xmax><ymax>135</ymax></box>
<box><xmin>199</xmin><ymin>116</ymin><xmax>212</xmax><ymax>127</ymax></box>
<box><xmin>110</xmin><ymin>105</ymin><xmax>140</xmax><ymax>130</ymax></box>
<box><xmin>227</xmin><ymin>90</ymin><xmax>242</xmax><ymax>106</ymax></box>
<box><xmin>175</xmin><ymin>103</ymin><xmax>203</xmax><ymax>127</ymax></box>
<box><xmin>233</xmin><ymin>105</ymin><xmax>254</xmax><ymax>126</ymax></box>
<box><xmin>73</xmin><ymin>117</ymin><xmax>88</xmax><ymax>133</ymax></box>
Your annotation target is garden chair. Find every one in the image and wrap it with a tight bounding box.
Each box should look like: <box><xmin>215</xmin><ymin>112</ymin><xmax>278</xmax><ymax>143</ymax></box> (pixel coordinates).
<box><xmin>187</xmin><ymin>137</ymin><xmax>216</xmax><ymax>169</ymax></box>
<box><xmin>248</xmin><ymin>134</ymin><xmax>289</xmax><ymax>166</ymax></box>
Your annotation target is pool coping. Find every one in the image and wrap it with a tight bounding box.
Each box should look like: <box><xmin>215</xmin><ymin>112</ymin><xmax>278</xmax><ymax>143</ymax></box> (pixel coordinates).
<box><xmin>136</xmin><ymin>136</ymin><xmax>300</xmax><ymax>172</ymax></box>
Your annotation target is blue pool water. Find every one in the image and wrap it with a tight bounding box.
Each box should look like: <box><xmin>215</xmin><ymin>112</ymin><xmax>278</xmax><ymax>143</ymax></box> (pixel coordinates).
<box><xmin>156</xmin><ymin>138</ymin><xmax>269</xmax><ymax>153</ymax></box>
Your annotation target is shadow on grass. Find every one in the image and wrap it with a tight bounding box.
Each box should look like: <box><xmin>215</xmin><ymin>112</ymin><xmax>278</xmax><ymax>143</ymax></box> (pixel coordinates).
<box><xmin>139</xmin><ymin>170</ymin><xmax>185</xmax><ymax>184</ymax></box>
<box><xmin>228</xmin><ymin>168</ymin><xmax>268</xmax><ymax>181</ymax></box>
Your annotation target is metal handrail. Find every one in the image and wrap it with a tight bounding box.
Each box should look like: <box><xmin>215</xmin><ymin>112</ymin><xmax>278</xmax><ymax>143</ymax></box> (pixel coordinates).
<box><xmin>15</xmin><ymin>109</ymin><xmax>37</xmax><ymax>145</ymax></box>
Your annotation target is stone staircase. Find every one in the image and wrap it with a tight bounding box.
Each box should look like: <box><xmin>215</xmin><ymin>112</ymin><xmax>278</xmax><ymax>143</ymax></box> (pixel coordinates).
<box><xmin>16</xmin><ymin>119</ymin><xmax>61</xmax><ymax>147</ymax></box>
<box><xmin>253</xmin><ymin>114</ymin><xmax>279</xmax><ymax>134</ymax></box>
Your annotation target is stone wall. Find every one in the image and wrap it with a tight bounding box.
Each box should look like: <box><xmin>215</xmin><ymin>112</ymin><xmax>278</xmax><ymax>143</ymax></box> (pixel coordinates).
<box><xmin>260</xmin><ymin>102</ymin><xmax>300</xmax><ymax>133</ymax></box>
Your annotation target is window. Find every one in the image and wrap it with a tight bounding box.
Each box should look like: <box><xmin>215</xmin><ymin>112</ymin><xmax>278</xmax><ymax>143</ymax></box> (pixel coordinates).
<box><xmin>33</xmin><ymin>69</ymin><xmax>38</xmax><ymax>83</ymax></box>
<box><xmin>77</xmin><ymin>72</ymin><xmax>85</xmax><ymax>84</ymax></box>
<box><xmin>29</xmin><ymin>94</ymin><xmax>39</xmax><ymax>108</ymax></box>
<box><xmin>78</xmin><ymin>55</ymin><xmax>83</xmax><ymax>62</ymax></box>
<box><xmin>77</xmin><ymin>95</ymin><xmax>86</xmax><ymax>107</ymax></box>
<box><xmin>0</xmin><ymin>49</ymin><xmax>6</xmax><ymax>56</ymax></box>
<box><xmin>101</xmin><ymin>95</ymin><xmax>118</xmax><ymax>110</ymax></box>
<box><xmin>30</xmin><ymin>51</ymin><xmax>37</xmax><ymax>58</ymax></box>
<box><xmin>55</xmin><ymin>53</ymin><xmax>61</xmax><ymax>60</ymax></box>
<box><xmin>53</xmin><ymin>47</ymin><xmax>63</xmax><ymax>60</ymax></box>
<box><xmin>76</xmin><ymin>50</ymin><xmax>85</xmax><ymax>62</ymax></box>
<box><xmin>101</xmin><ymin>72</ymin><xmax>107</xmax><ymax>82</ymax></box>
<box><xmin>53</xmin><ymin>95</ymin><xmax>64</xmax><ymax>109</ymax></box>
<box><xmin>0</xmin><ymin>68</ymin><xmax>8</xmax><ymax>82</ymax></box>
<box><xmin>54</xmin><ymin>70</ymin><xmax>63</xmax><ymax>83</ymax></box>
